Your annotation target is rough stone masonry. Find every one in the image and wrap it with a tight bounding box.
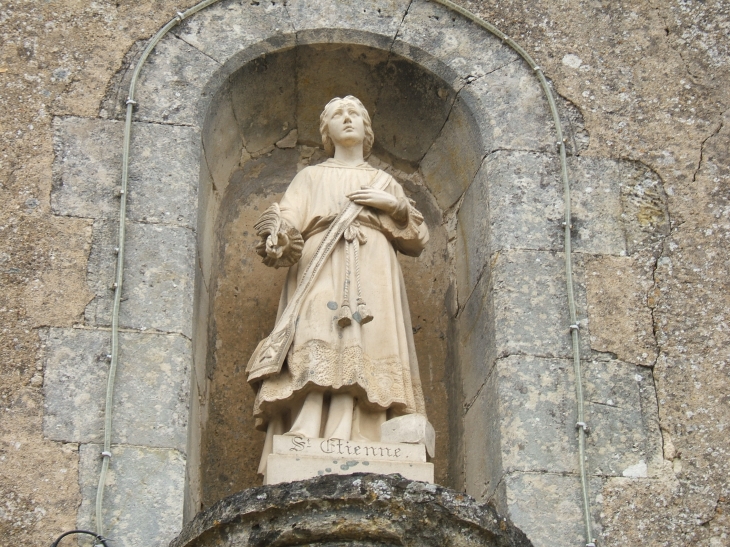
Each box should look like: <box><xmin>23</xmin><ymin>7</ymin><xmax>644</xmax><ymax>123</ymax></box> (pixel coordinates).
<box><xmin>0</xmin><ymin>1</ymin><xmax>728</xmax><ymax>547</ymax></box>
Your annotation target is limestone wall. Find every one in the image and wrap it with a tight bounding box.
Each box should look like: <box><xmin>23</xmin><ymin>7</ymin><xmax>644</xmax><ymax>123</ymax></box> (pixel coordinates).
<box><xmin>0</xmin><ymin>1</ymin><xmax>728</xmax><ymax>546</ymax></box>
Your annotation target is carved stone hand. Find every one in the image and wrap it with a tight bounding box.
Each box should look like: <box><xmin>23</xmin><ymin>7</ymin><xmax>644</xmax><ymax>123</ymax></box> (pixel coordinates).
<box><xmin>346</xmin><ymin>188</ymin><xmax>399</xmax><ymax>216</ymax></box>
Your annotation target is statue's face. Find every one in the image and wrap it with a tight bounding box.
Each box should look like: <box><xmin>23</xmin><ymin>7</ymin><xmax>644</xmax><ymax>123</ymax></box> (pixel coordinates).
<box><xmin>324</xmin><ymin>99</ymin><xmax>366</xmax><ymax>149</ymax></box>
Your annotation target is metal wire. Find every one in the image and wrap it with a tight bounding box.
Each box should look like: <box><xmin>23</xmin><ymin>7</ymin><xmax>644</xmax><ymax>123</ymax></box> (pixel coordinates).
<box><xmin>95</xmin><ymin>0</ymin><xmax>223</xmax><ymax>538</ymax></box>
<box><xmin>98</xmin><ymin>0</ymin><xmax>593</xmax><ymax>544</ymax></box>
<box><xmin>51</xmin><ymin>530</ymin><xmax>109</xmax><ymax>547</ymax></box>
<box><xmin>430</xmin><ymin>1</ymin><xmax>595</xmax><ymax>544</ymax></box>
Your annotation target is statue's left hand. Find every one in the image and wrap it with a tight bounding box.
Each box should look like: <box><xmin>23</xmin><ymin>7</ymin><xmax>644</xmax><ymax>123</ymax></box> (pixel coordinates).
<box><xmin>347</xmin><ymin>188</ymin><xmax>399</xmax><ymax>216</ymax></box>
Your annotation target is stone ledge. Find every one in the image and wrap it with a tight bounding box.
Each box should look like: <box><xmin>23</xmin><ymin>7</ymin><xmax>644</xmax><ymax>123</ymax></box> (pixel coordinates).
<box><xmin>171</xmin><ymin>474</ymin><xmax>533</xmax><ymax>547</ymax></box>
<box><xmin>266</xmin><ymin>453</ymin><xmax>434</xmax><ymax>485</ymax></box>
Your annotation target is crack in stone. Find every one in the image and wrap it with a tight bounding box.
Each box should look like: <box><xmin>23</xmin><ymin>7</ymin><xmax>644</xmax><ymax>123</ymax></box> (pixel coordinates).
<box><xmin>652</xmin><ymin>3</ymin><xmax>705</xmax><ymax>84</ymax></box>
<box><xmin>133</xmin><ymin>118</ymin><xmax>197</xmax><ymax>128</ymax></box>
<box><xmin>197</xmin><ymin>254</ymin><xmax>210</xmax><ymax>294</ymax></box>
<box><xmin>691</xmin><ymin>117</ymin><xmax>724</xmax><ymax>184</ymax></box>
<box><xmin>644</xmin><ymin>109</ymin><xmax>726</xmax><ymax>480</ymax></box>
<box><xmin>463</xmin><ymin>365</ymin><xmax>494</xmax><ymax>414</ymax></box>
<box><xmin>591</xmin><ymin>401</ymin><xmax>619</xmax><ymax>409</ymax></box>
<box><xmin>391</xmin><ymin>0</ymin><xmax>414</xmax><ymax>53</ymax></box>
<box><xmin>369</xmin><ymin>0</ymin><xmax>414</xmax><ymax>132</ymax></box>
<box><xmin>172</xmin><ymin>32</ymin><xmax>224</xmax><ymax>67</ymax></box>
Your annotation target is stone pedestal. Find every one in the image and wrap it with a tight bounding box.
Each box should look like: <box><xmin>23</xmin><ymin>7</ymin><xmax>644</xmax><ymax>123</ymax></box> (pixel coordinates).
<box><xmin>265</xmin><ymin>435</ymin><xmax>434</xmax><ymax>484</ymax></box>
<box><xmin>170</xmin><ymin>474</ymin><xmax>533</xmax><ymax>547</ymax></box>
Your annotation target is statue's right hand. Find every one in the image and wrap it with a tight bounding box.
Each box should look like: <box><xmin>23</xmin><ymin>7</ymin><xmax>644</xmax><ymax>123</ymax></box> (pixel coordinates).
<box><xmin>265</xmin><ymin>231</ymin><xmax>289</xmax><ymax>259</ymax></box>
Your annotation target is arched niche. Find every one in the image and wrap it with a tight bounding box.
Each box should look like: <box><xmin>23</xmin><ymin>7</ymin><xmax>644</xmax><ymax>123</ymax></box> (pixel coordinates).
<box><xmin>178</xmin><ymin>2</ymin><xmax>580</xmax><ymax>523</ymax></box>
<box><xmin>196</xmin><ymin>41</ymin><xmax>467</xmax><ymax>509</ymax></box>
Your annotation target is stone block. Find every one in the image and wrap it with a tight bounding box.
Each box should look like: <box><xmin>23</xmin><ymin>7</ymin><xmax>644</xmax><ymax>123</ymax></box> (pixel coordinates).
<box><xmin>456</xmin><ymin>270</ymin><xmax>497</xmax><ymax>406</ymax></box>
<box><xmin>481</xmin><ymin>151</ymin><xmax>564</xmax><ymax>254</ymax></box>
<box><xmin>202</xmin><ymin>83</ymin><xmax>243</xmax><ymax>193</ymax></box>
<box><xmin>479</xmin><ymin>153</ymin><xmax>626</xmax><ymax>257</ymax></box>
<box><xmin>43</xmin><ymin>328</ymin><xmax>190</xmax><ymax>451</ymax></box>
<box><xmin>52</xmin><ymin>119</ymin><xmax>199</xmax><ymax>228</ymax></box>
<box><xmin>455</xmin><ymin>155</ymin><xmax>490</xmax><ymax>300</ymax></box>
<box><xmin>491</xmin><ymin>250</ymin><xmax>590</xmax><ymax>359</ymax></box>
<box><xmin>78</xmin><ymin>444</ymin><xmax>185</xmax><ymax>547</ymax></box>
<box><xmin>618</xmin><ymin>162</ymin><xmax>669</xmax><ymax>256</ymax></box>
<box><xmin>504</xmin><ymin>472</ymin><xmax>603</xmax><ymax>547</ymax></box>
<box><xmin>380</xmin><ymin>414</ymin><xmax>435</xmax><ymax>457</ymax></box>
<box><xmin>420</xmin><ymin>95</ymin><xmax>485</xmax><ymax>209</ymax></box>
<box><xmin>463</xmin><ymin>368</ymin><xmax>501</xmax><ymax>502</ymax></box>
<box><xmin>174</xmin><ymin>0</ymin><xmax>294</xmax><ymax>65</ymax></box>
<box><xmin>273</xmin><ymin>435</ymin><xmax>427</xmax><ymax>462</ymax></box>
<box><xmin>584</xmin><ymin>360</ymin><xmax>663</xmax><ymax>477</ymax></box>
<box><xmin>230</xmin><ymin>47</ymin><xmax>297</xmax><ymax>153</ymax></box>
<box><xmin>459</xmin><ymin>60</ymin><xmax>555</xmax><ymax>154</ymax></box>
<box><xmin>395</xmin><ymin>0</ymin><xmax>518</xmax><ymax>84</ymax></box>
<box><xmin>495</xmin><ymin>356</ymin><xmax>577</xmax><ymax>474</ymax></box>
<box><xmin>196</xmin><ymin>164</ymin><xmax>217</xmax><ymax>290</ymax></box>
<box><xmin>133</xmin><ymin>33</ymin><xmax>220</xmax><ymax>127</ymax></box>
<box><xmin>52</xmin><ymin>117</ymin><xmax>123</xmax><ymax>219</ymax></box>
<box><xmin>478</xmin><ymin>355</ymin><xmax>660</xmax><ymax>478</ymax></box>
<box><xmin>192</xmin><ymin>263</ymin><xmax>210</xmax><ymax>400</ymax></box>
<box><xmin>286</xmin><ymin>0</ymin><xmax>409</xmax><ymax>39</ymax></box>
<box><xmin>85</xmin><ymin>221</ymin><xmax>195</xmax><ymax>337</ymax></box>
<box><xmin>265</xmin><ymin>453</ymin><xmax>434</xmax><ymax>485</ymax></box>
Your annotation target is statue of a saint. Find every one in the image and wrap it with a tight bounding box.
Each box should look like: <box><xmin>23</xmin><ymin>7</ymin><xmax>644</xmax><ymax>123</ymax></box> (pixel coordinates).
<box><xmin>247</xmin><ymin>96</ymin><xmax>430</xmax><ymax>475</ymax></box>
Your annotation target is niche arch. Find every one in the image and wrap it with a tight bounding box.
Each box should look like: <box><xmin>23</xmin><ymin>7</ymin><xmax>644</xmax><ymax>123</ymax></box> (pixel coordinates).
<box><xmin>174</xmin><ymin>3</ymin><xmax>578</xmax><ymax>520</ymax></box>
<box><xmin>87</xmin><ymin>0</ymin><xmax>591</xmax><ymax>541</ymax></box>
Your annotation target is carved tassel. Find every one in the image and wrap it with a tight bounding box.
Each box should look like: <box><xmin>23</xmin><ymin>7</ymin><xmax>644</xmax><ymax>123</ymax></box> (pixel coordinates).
<box><xmin>356</xmin><ymin>298</ymin><xmax>373</xmax><ymax>325</ymax></box>
<box><xmin>337</xmin><ymin>303</ymin><xmax>352</xmax><ymax>327</ymax></box>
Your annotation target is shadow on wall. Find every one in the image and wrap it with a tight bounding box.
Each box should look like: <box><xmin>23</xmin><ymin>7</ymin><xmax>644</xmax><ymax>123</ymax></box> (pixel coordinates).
<box><xmin>194</xmin><ymin>43</ymin><xmax>484</xmax><ymax>510</ymax></box>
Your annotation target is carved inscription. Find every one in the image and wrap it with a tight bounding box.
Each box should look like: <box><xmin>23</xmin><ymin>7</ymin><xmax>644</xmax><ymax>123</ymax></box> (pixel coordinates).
<box><xmin>271</xmin><ymin>435</ymin><xmax>427</xmax><ymax>463</ymax></box>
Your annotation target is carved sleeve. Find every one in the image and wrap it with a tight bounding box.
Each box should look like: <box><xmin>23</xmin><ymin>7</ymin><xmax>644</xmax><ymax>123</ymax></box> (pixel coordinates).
<box><xmin>379</xmin><ymin>196</ymin><xmax>429</xmax><ymax>257</ymax></box>
<box><xmin>254</xmin><ymin>203</ymin><xmax>305</xmax><ymax>268</ymax></box>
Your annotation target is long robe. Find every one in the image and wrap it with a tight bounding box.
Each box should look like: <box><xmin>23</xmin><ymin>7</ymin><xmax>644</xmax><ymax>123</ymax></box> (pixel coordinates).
<box><xmin>252</xmin><ymin>158</ymin><xmax>429</xmax><ymax>430</ymax></box>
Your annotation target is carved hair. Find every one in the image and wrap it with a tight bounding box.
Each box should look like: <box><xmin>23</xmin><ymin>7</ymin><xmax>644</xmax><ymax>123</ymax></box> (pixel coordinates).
<box><xmin>319</xmin><ymin>96</ymin><xmax>375</xmax><ymax>158</ymax></box>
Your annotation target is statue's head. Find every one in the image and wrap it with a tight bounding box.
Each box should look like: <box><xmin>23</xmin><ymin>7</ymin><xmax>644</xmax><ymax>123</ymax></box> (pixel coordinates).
<box><xmin>319</xmin><ymin>96</ymin><xmax>374</xmax><ymax>157</ymax></box>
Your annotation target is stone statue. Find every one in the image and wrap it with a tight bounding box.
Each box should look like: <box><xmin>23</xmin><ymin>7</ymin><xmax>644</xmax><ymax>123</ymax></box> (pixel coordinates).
<box><xmin>247</xmin><ymin>96</ymin><xmax>430</xmax><ymax>476</ymax></box>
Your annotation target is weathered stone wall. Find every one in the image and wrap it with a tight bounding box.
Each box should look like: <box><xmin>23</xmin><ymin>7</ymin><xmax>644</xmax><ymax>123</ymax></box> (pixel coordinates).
<box><xmin>0</xmin><ymin>2</ymin><xmax>727</xmax><ymax>547</ymax></box>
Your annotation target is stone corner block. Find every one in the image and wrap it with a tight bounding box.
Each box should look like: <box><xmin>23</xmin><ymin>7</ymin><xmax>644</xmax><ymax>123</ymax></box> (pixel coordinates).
<box><xmin>85</xmin><ymin>220</ymin><xmax>195</xmax><ymax>337</ymax></box>
<box><xmin>52</xmin><ymin>117</ymin><xmax>123</xmax><ymax>220</ymax></box>
<box><xmin>175</xmin><ymin>0</ymin><xmax>294</xmax><ymax>65</ymax></box>
<box><xmin>52</xmin><ymin>117</ymin><xmax>199</xmax><ymax>229</ymax></box>
<box><xmin>492</xmin><ymin>250</ymin><xmax>590</xmax><ymax>360</ymax></box>
<box><xmin>421</xmin><ymin>95</ymin><xmax>485</xmax><ymax>210</ymax></box>
<box><xmin>43</xmin><ymin>328</ymin><xmax>191</xmax><ymax>451</ymax></box>
<box><xmin>459</xmin><ymin>60</ymin><xmax>555</xmax><ymax>153</ymax></box>
<box><xmin>396</xmin><ymin>0</ymin><xmax>518</xmax><ymax>83</ymax></box>
<box><xmin>78</xmin><ymin>444</ymin><xmax>186</xmax><ymax>547</ymax></box>
<box><xmin>504</xmin><ymin>472</ymin><xmax>603</xmax><ymax>547</ymax></box>
<box><xmin>286</xmin><ymin>0</ymin><xmax>409</xmax><ymax>38</ymax></box>
<box><xmin>381</xmin><ymin>414</ymin><xmax>436</xmax><ymax>458</ymax></box>
<box><xmin>134</xmin><ymin>33</ymin><xmax>220</xmax><ymax>127</ymax></box>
